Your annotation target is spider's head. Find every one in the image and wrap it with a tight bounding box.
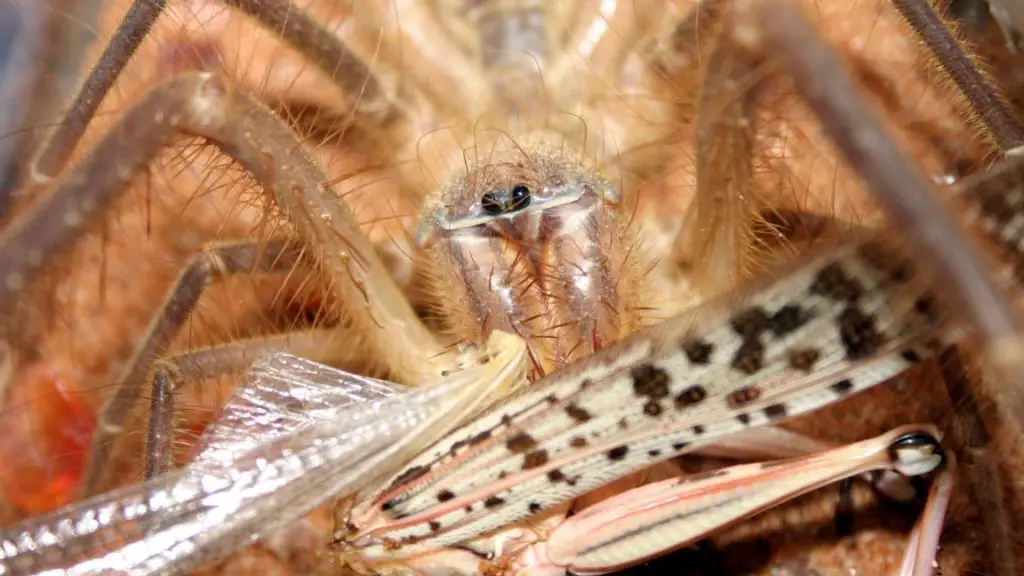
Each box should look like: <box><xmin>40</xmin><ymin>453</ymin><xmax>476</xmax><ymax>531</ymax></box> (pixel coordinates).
<box><xmin>415</xmin><ymin>144</ymin><xmax>620</xmax><ymax>247</ymax></box>
<box><xmin>412</xmin><ymin>140</ymin><xmax>639</xmax><ymax>370</ymax></box>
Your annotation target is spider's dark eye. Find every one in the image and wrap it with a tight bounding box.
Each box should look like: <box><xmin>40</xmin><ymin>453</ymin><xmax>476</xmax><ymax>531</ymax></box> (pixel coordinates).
<box><xmin>480</xmin><ymin>184</ymin><xmax>532</xmax><ymax>216</ymax></box>
<box><xmin>511</xmin><ymin>183</ymin><xmax>531</xmax><ymax>207</ymax></box>
<box><xmin>481</xmin><ymin>190</ymin><xmax>505</xmax><ymax>215</ymax></box>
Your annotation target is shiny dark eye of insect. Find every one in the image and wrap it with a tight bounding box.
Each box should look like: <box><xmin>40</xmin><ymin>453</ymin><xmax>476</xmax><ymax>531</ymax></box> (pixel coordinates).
<box><xmin>481</xmin><ymin>183</ymin><xmax>531</xmax><ymax>215</ymax></box>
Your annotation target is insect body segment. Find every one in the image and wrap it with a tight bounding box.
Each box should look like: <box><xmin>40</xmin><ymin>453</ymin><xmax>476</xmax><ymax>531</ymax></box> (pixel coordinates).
<box><xmin>343</xmin><ymin>238</ymin><xmax>953</xmax><ymax>570</ymax></box>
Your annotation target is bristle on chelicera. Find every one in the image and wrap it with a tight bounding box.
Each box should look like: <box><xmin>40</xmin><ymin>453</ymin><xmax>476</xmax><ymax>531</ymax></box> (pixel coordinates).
<box><xmin>414</xmin><ymin>134</ymin><xmax>653</xmax><ymax>375</ymax></box>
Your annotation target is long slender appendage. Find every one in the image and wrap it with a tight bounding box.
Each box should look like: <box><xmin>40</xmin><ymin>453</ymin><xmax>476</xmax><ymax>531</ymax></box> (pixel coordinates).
<box><xmin>4</xmin><ymin>0</ymin><xmax>461</xmax><ymax>386</ymax></box>
<box><xmin>0</xmin><ymin>1</ymin><xmax>94</xmax><ymax>219</ymax></box>
<box><xmin>900</xmin><ymin>453</ymin><xmax>956</xmax><ymax>576</ymax></box>
<box><xmin>0</xmin><ymin>73</ymin><xmax>456</xmax><ymax>379</ymax></box>
<box><xmin>935</xmin><ymin>347</ymin><xmax>1016</xmax><ymax>576</ymax></box>
<box><xmin>30</xmin><ymin>0</ymin><xmax>410</xmax><ymax>182</ymax></box>
<box><xmin>644</xmin><ymin>0</ymin><xmax>723</xmax><ymax>78</ymax></box>
<box><xmin>735</xmin><ymin>0</ymin><xmax>1024</xmax><ymax>452</ymax></box>
<box><xmin>891</xmin><ymin>0</ymin><xmax>1024</xmax><ymax>152</ymax></box>
<box><xmin>675</xmin><ymin>13</ymin><xmax>763</xmax><ymax>295</ymax></box>
<box><xmin>1</xmin><ymin>74</ymin><xmax>534</xmax><ymax>504</ymax></box>
<box><xmin>83</xmin><ymin>238</ymin><xmax>305</xmax><ymax>494</ymax></box>
<box><xmin>30</xmin><ymin>0</ymin><xmax>167</xmax><ymax>180</ymax></box>
<box><xmin>519</xmin><ymin>425</ymin><xmax>947</xmax><ymax>575</ymax></box>
<box><xmin>143</xmin><ymin>328</ymin><xmax>360</xmax><ymax>479</ymax></box>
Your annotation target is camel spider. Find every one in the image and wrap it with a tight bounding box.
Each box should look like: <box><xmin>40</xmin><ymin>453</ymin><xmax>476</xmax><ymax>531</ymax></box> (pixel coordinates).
<box><xmin>2</xmin><ymin>0</ymin><xmax>1024</xmax><ymax>574</ymax></box>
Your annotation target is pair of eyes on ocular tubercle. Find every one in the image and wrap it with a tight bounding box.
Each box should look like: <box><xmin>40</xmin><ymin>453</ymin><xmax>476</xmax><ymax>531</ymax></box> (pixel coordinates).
<box><xmin>414</xmin><ymin>180</ymin><xmax>621</xmax><ymax>247</ymax></box>
<box><xmin>481</xmin><ymin>183</ymin><xmax>533</xmax><ymax>216</ymax></box>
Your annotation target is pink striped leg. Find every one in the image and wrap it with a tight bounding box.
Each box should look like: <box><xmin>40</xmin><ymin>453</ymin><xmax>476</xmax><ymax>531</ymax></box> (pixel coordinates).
<box><xmin>517</xmin><ymin>425</ymin><xmax>949</xmax><ymax>576</ymax></box>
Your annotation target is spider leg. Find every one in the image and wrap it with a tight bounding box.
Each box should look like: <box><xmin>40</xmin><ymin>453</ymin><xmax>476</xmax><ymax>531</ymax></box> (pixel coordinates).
<box><xmin>675</xmin><ymin>10</ymin><xmax>763</xmax><ymax>296</ymax></box>
<box><xmin>0</xmin><ymin>70</ymin><xmax>461</xmax><ymax>379</ymax></box>
<box><xmin>10</xmin><ymin>0</ymin><xmax>513</xmax><ymax>385</ymax></box>
<box><xmin>738</xmin><ymin>0</ymin><xmax>1024</xmax><ymax>411</ymax></box>
<box><xmin>737</xmin><ymin>3</ymin><xmax>1024</xmax><ymax>574</ymax></box>
<box><xmin>650</xmin><ymin>1</ymin><xmax>860</xmax><ymax>304</ymax></box>
<box><xmin>643</xmin><ymin>0</ymin><xmax>723</xmax><ymax>79</ymax></box>
<box><xmin>143</xmin><ymin>328</ymin><xmax>353</xmax><ymax>478</ymax></box>
<box><xmin>0</xmin><ymin>1</ymin><xmax>94</xmax><ymax>220</ymax></box>
<box><xmin>172</xmin><ymin>73</ymin><xmax>466</xmax><ymax>381</ymax></box>
<box><xmin>840</xmin><ymin>47</ymin><xmax>988</xmax><ymax>176</ymax></box>
<box><xmin>935</xmin><ymin>347</ymin><xmax>1016</xmax><ymax>576</ymax></box>
<box><xmin>1</xmin><ymin>72</ymin><xmax>528</xmax><ymax>496</ymax></box>
<box><xmin>892</xmin><ymin>0</ymin><xmax>1024</xmax><ymax>152</ymax></box>
<box><xmin>30</xmin><ymin>0</ymin><xmax>413</xmax><ymax>182</ymax></box>
<box><xmin>31</xmin><ymin>0</ymin><xmax>165</xmax><ymax>181</ymax></box>
<box><xmin>80</xmin><ymin>236</ymin><xmax>331</xmax><ymax>493</ymax></box>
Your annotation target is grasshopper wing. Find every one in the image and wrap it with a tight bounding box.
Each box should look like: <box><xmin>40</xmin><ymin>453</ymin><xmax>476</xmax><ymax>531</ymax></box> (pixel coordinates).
<box><xmin>0</xmin><ymin>352</ymin><xmax>457</xmax><ymax>576</ymax></box>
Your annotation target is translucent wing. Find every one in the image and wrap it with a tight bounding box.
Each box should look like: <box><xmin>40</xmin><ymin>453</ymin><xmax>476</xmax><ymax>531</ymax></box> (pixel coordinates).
<box><xmin>0</xmin><ymin>352</ymin><xmax>457</xmax><ymax>576</ymax></box>
<box><xmin>188</xmin><ymin>352</ymin><xmax>400</xmax><ymax>476</ymax></box>
<box><xmin>190</xmin><ymin>330</ymin><xmax>528</xmax><ymax>484</ymax></box>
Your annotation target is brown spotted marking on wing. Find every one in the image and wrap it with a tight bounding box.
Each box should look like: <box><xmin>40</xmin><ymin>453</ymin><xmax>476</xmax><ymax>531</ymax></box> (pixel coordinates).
<box><xmin>354</xmin><ymin>239</ymin><xmax>952</xmax><ymax>555</ymax></box>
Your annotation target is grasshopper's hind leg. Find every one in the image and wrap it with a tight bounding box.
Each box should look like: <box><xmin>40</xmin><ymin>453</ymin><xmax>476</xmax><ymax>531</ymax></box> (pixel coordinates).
<box><xmin>525</xmin><ymin>426</ymin><xmax>951</xmax><ymax>576</ymax></box>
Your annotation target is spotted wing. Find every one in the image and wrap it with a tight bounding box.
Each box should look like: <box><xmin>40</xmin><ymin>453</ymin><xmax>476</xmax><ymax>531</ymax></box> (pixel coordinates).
<box><xmin>355</xmin><ymin>238</ymin><xmax>950</xmax><ymax>554</ymax></box>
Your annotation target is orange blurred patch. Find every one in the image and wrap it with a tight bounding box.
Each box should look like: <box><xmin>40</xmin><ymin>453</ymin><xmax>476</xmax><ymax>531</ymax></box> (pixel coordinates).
<box><xmin>0</xmin><ymin>362</ymin><xmax>96</xmax><ymax>514</ymax></box>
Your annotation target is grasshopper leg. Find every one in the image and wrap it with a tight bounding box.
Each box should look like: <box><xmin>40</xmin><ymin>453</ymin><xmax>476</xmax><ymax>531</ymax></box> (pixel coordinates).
<box><xmin>527</xmin><ymin>425</ymin><xmax>949</xmax><ymax>576</ymax></box>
